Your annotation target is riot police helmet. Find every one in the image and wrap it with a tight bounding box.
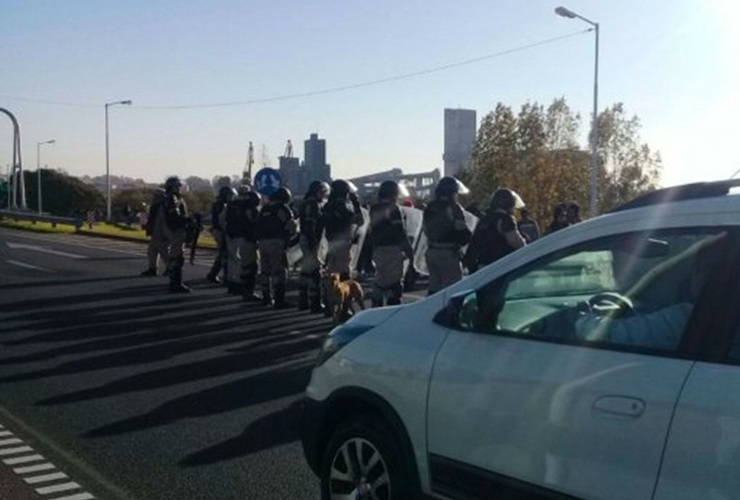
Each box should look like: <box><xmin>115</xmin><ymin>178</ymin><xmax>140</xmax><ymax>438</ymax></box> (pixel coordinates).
<box><xmin>236</xmin><ymin>184</ymin><xmax>251</xmax><ymax>198</ymax></box>
<box><xmin>306</xmin><ymin>180</ymin><xmax>331</xmax><ymax>200</ymax></box>
<box><xmin>435</xmin><ymin>176</ymin><xmax>469</xmax><ymax>199</ymax></box>
<box><xmin>218</xmin><ymin>185</ymin><xmax>236</xmax><ymax>201</ymax></box>
<box><xmin>329</xmin><ymin>179</ymin><xmax>352</xmax><ymax>199</ymax></box>
<box><xmin>378</xmin><ymin>180</ymin><xmax>410</xmax><ymax>201</ymax></box>
<box><xmin>490</xmin><ymin>188</ymin><xmax>525</xmax><ymax>211</ymax></box>
<box><xmin>245</xmin><ymin>191</ymin><xmax>262</xmax><ymax>208</ymax></box>
<box><xmin>164</xmin><ymin>176</ymin><xmax>183</xmax><ymax>193</ymax></box>
<box><xmin>270</xmin><ymin>186</ymin><xmax>292</xmax><ymax>204</ymax></box>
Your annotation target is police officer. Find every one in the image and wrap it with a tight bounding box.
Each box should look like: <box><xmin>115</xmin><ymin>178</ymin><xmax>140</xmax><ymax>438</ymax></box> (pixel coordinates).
<box><xmin>224</xmin><ymin>185</ymin><xmax>260</xmax><ymax>296</ymax></box>
<box><xmin>467</xmin><ymin>188</ymin><xmax>526</xmax><ymax>270</ymax></box>
<box><xmin>322</xmin><ymin>179</ymin><xmax>364</xmax><ymax>281</ymax></box>
<box><xmin>370</xmin><ymin>180</ymin><xmax>415</xmax><ymax>307</ymax></box>
<box><xmin>159</xmin><ymin>176</ymin><xmax>191</xmax><ymax>293</ymax></box>
<box><xmin>298</xmin><ymin>180</ymin><xmax>329</xmax><ymax>312</ymax></box>
<box><xmin>206</xmin><ymin>186</ymin><xmax>236</xmax><ymax>284</ymax></box>
<box><xmin>140</xmin><ymin>188</ymin><xmax>168</xmax><ymax>276</ymax></box>
<box><xmin>422</xmin><ymin>176</ymin><xmax>472</xmax><ymax>295</ymax></box>
<box><xmin>256</xmin><ymin>187</ymin><xmax>297</xmax><ymax>308</ymax></box>
<box><xmin>517</xmin><ymin>208</ymin><xmax>540</xmax><ymax>243</ymax></box>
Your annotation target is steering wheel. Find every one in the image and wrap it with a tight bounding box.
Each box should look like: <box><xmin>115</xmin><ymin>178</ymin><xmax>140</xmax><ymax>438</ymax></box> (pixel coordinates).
<box><xmin>587</xmin><ymin>292</ymin><xmax>634</xmax><ymax>318</ymax></box>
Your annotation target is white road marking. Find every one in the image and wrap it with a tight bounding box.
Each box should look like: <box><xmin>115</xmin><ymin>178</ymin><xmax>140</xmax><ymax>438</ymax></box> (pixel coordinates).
<box><xmin>47</xmin><ymin>493</ymin><xmax>95</xmax><ymax>500</ymax></box>
<box><xmin>24</xmin><ymin>471</ymin><xmax>69</xmax><ymax>484</ymax></box>
<box><xmin>0</xmin><ymin>445</ymin><xmax>33</xmax><ymax>456</ymax></box>
<box><xmin>13</xmin><ymin>462</ymin><xmax>56</xmax><ymax>474</ymax></box>
<box><xmin>0</xmin><ymin>430</ymin><xmax>13</xmax><ymax>437</ymax></box>
<box><xmin>6</xmin><ymin>259</ymin><xmax>51</xmax><ymax>271</ymax></box>
<box><xmin>3</xmin><ymin>454</ymin><xmax>45</xmax><ymax>465</ymax></box>
<box><xmin>0</xmin><ymin>437</ymin><xmax>23</xmax><ymax>446</ymax></box>
<box><xmin>7</xmin><ymin>243</ymin><xmax>88</xmax><ymax>259</ymax></box>
<box><xmin>35</xmin><ymin>481</ymin><xmax>81</xmax><ymax>494</ymax></box>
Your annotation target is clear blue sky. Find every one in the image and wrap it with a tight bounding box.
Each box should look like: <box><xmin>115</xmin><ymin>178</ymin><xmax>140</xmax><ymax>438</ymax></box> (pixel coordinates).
<box><xmin>1</xmin><ymin>0</ymin><xmax>738</xmax><ymax>188</ymax></box>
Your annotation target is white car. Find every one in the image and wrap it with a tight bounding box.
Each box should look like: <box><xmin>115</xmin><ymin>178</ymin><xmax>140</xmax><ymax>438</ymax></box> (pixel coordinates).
<box><xmin>302</xmin><ymin>180</ymin><xmax>740</xmax><ymax>500</ymax></box>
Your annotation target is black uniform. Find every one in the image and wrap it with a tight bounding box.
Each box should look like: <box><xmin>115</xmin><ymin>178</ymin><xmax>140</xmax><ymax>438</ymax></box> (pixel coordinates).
<box><xmin>468</xmin><ymin>209</ymin><xmax>519</xmax><ymax>270</ymax></box>
<box><xmin>256</xmin><ymin>202</ymin><xmax>296</xmax><ymax>306</ymax></box>
<box><xmin>322</xmin><ymin>195</ymin><xmax>364</xmax><ymax>280</ymax></box>
<box><xmin>224</xmin><ymin>197</ymin><xmax>260</xmax><ymax>296</ymax></box>
<box><xmin>422</xmin><ymin>199</ymin><xmax>471</xmax><ymax>294</ymax></box>
<box><xmin>370</xmin><ymin>201</ymin><xmax>413</xmax><ymax>307</ymax></box>
<box><xmin>298</xmin><ymin>198</ymin><xmax>325</xmax><ymax>311</ymax></box>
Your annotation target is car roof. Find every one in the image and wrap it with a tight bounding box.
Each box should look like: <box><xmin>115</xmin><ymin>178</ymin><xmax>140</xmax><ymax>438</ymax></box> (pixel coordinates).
<box><xmin>609</xmin><ymin>179</ymin><xmax>740</xmax><ymax>213</ymax></box>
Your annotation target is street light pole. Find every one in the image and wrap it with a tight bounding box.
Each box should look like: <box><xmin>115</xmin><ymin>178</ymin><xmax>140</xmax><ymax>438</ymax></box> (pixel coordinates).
<box><xmin>36</xmin><ymin>139</ymin><xmax>55</xmax><ymax>214</ymax></box>
<box><xmin>105</xmin><ymin>100</ymin><xmax>132</xmax><ymax>221</ymax></box>
<box><xmin>556</xmin><ymin>6</ymin><xmax>600</xmax><ymax>218</ymax></box>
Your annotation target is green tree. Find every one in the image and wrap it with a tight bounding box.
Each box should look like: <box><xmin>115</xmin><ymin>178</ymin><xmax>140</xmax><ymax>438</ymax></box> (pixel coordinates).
<box><xmin>596</xmin><ymin>103</ymin><xmax>662</xmax><ymax>211</ymax></box>
<box><xmin>24</xmin><ymin>169</ymin><xmax>105</xmax><ymax>216</ymax></box>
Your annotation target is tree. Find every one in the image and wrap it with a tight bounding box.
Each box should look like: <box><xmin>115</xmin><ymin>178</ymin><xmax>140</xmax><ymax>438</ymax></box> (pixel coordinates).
<box><xmin>596</xmin><ymin>103</ymin><xmax>662</xmax><ymax>211</ymax></box>
<box><xmin>184</xmin><ymin>176</ymin><xmax>212</xmax><ymax>192</ymax></box>
<box><xmin>24</xmin><ymin>169</ymin><xmax>105</xmax><ymax>216</ymax></box>
<box><xmin>467</xmin><ymin>97</ymin><xmax>661</xmax><ymax>227</ymax></box>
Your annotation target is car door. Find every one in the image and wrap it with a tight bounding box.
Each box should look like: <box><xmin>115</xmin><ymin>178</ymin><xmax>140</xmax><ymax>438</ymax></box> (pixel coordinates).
<box><xmin>653</xmin><ymin>240</ymin><xmax>740</xmax><ymax>500</ymax></box>
<box><xmin>426</xmin><ymin>228</ymin><xmax>730</xmax><ymax>500</ymax></box>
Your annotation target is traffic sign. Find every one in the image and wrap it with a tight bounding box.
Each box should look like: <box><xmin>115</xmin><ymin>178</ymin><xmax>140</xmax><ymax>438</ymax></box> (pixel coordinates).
<box><xmin>253</xmin><ymin>168</ymin><xmax>282</xmax><ymax>196</ymax></box>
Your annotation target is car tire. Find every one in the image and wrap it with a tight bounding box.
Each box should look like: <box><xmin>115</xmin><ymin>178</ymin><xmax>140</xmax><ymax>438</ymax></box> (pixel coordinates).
<box><xmin>320</xmin><ymin>415</ymin><xmax>415</xmax><ymax>500</ymax></box>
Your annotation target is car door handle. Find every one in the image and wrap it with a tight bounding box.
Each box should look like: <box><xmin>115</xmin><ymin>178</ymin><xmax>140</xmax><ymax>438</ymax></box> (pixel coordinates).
<box><xmin>593</xmin><ymin>396</ymin><xmax>645</xmax><ymax>417</ymax></box>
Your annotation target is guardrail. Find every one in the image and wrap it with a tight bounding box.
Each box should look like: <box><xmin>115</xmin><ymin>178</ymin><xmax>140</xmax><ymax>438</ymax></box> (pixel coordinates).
<box><xmin>0</xmin><ymin>209</ymin><xmax>80</xmax><ymax>228</ymax></box>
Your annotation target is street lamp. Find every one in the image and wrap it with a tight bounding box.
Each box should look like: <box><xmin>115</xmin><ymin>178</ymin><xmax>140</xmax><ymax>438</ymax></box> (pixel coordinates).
<box><xmin>105</xmin><ymin>99</ymin><xmax>132</xmax><ymax>221</ymax></box>
<box><xmin>555</xmin><ymin>6</ymin><xmax>599</xmax><ymax>218</ymax></box>
<box><xmin>36</xmin><ymin>139</ymin><xmax>55</xmax><ymax>214</ymax></box>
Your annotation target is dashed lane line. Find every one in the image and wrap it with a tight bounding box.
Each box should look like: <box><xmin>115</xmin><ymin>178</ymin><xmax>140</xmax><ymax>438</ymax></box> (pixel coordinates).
<box><xmin>0</xmin><ymin>423</ymin><xmax>96</xmax><ymax>499</ymax></box>
<box><xmin>5</xmin><ymin>260</ymin><xmax>52</xmax><ymax>272</ymax></box>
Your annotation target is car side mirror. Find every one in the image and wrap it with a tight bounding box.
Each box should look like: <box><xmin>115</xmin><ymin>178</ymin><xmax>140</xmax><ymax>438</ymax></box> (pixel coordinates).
<box><xmin>433</xmin><ymin>290</ymin><xmax>476</xmax><ymax>329</ymax></box>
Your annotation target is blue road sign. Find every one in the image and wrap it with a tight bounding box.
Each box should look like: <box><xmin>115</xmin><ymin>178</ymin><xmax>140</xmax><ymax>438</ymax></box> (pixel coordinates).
<box><xmin>253</xmin><ymin>167</ymin><xmax>282</xmax><ymax>196</ymax></box>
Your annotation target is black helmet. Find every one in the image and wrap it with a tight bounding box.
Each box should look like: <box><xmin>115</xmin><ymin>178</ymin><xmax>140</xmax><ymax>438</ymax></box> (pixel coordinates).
<box><xmin>236</xmin><ymin>184</ymin><xmax>251</xmax><ymax>198</ymax></box>
<box><xmin>306</xmin><ymin>180</ymin><xmax>330</xmax><ymax>200</ymax></box>
<box><xmin>245</xmin><ymin>191</ymin><xmax>262</xmax><ymax>207</ymax></box>
<box><xmin>435</xmin><ymin>176</ymin><xmax>469</xmax><ymax>198</ymax></box>
<box><xmin>270</xmin><ymin>186</ymin><xmax>292</xmax><ymax>204</ymax></box>
<box><xmin>218</xmin><ymin>185</ymin><xmax>236</xmax><ymax>201</ymax></box>
<box><xmin>164</xmin><ymin>176</ymin><xmax>183</xmax><ymax>193</ymax></box>
<box><xmin>330</xmin><ymin>179</ymin><xmax>352</xmax><ymax>199</ymax></box>
<box><xmin>490</xmin><ymin>188</ymin><xmax>524</xmax><ymax>211</ymax></box>
<box><xmin>378</xmin><ymin>180</ymin><xmax>410</xmax><ymax>201</ymax></box>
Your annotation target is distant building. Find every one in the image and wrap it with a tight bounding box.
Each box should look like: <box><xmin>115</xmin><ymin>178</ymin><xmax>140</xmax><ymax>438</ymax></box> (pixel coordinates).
<box><xmin>278</xmin><ymin>133</ymin><xmax>331</xmax><ymax>196</ymax></box>
<box><xmin>443</xmin><ymin>108</ymin><xmax>477</xmax><ymax>178</ymax></box>
<box><xmin>349</xmin><ymin>168</ymin><xmax>441</xmax><ymax>202</ymax></box>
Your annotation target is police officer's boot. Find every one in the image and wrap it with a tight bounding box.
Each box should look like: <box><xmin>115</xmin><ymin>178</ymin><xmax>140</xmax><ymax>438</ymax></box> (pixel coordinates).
<box><xmin>206</xmin><ymin>270</ymin><xmax>221</xmax><ymax>284</ymax></box>
<box><xmin>298</xmin><ymin>285</ymin><xmax>309</xmax><ymax>311</ymax></box>
<box><xmin>260</xmin><ymin>280</ymin><xmax>273</xmax><ymax>307</ymax></box>
<box><xmin>387</xmin><ymin>283</ymin><xmax>403</xmax><ymax>306</ymax></box>
<box><xmin>169</xmin><ymin>263</ymin><xmax>191</xmax><ymax>294</ymax></box>
<box><xmin>273</xmin><ymin>283</ymin><xmax>294</xmax><ymax>310</ymax></box>
<box><xmin>241</xmin><ymin>274</ymin><xmax>261</xmax><ymax>303</ymax></box>
<box><xmin>140</xmin><ymin>267</ymin><xmax>157</xmax><ymax>277</ymax></box>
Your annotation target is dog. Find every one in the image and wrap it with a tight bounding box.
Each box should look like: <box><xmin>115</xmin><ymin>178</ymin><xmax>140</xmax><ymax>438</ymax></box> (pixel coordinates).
<box><xmin>323</xmin><ymin>272</ymin><xmax>365</xmax><ymax>324</ymax></box>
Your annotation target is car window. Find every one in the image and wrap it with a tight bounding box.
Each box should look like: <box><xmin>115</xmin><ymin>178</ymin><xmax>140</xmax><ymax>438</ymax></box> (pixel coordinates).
<box><xmin>457</xmin><ymin>228</ymin><xmax>728</xmax><ymax>353</ymax></box>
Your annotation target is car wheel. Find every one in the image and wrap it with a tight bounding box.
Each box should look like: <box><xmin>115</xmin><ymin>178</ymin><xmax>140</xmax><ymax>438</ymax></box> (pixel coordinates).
<box><xmin>320</xmin><ymin>415</ymin><xmax>413</xmax><ymax>500</ymax></box>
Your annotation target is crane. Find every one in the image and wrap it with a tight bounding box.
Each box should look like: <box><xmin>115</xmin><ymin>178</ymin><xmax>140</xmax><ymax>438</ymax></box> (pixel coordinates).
<box><xmin>242</xmin><ymin>141</ymin><xmax>254</xmax><ymax>185</ymax></box>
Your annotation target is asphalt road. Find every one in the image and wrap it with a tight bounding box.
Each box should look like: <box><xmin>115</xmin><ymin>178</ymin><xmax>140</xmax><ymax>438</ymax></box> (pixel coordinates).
<box><xmin>0</xmin><ymin>227</ymin><xmax>338</xmax><ymax>500</ymax></box>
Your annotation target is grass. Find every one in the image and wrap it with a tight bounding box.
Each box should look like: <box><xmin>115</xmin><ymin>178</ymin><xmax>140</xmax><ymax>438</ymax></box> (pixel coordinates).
<box><xmin>0</xmin><ymin>218</ymin><xmax>217</xmax><ymax>248</ymax></box>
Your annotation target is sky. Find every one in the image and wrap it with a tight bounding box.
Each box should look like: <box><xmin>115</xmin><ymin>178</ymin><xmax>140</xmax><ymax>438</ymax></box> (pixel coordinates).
<box><xmin>1</xmin><ymin>0</ymin><xmax>738</xmax><ymax>188</ymax></box>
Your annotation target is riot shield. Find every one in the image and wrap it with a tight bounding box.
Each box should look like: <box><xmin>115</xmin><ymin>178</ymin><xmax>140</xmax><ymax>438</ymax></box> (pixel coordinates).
<box><xmin>413</xmin><ymin>210</ymin><xmax>479</xmax><ymax>276</ymax></box>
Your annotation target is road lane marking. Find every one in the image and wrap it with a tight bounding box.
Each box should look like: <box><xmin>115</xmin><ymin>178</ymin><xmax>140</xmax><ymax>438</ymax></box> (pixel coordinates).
<box><xmin>13</xmin><ymin>462</ymin><xmax>56</xmax><ymax>474</ymax></box>
<box><xmin>3</xmin><ymin>454</ymin><xmax>45</xmax><ymax>465</ymax></box>
<box><xmin>7</xmin><ymin>242</ymin><xmax>88</xmax><ymax>259</ymax></box>
<box><xmin>36</xmin><ymin>482</ymin><xmax>82</xmax><ymax>494</ymax></box>
<box><xmin>47</xmin><ymin>493</ymin><xmax>95</xmax><ymax>500</ymax></box>
<box><xmin>6</xmin><ymin>259</ymin><xmax>51</xmax><ymax>271</ymax></box>
<box><xmin>0</xmin><ymin>420</ymin><xmax>98</xmax><ymax>499</ymax></box>
<box><xmin>0</xmin><ymin>445</ymin><xmax>34</xmax><ymax>455</ymax></box>
<box><xmin>0</xmin><ymin>437</ymin><xmax>23</xmax><ymax>446</ymax></box>
<box><xmin>24</xmin><ymin>471</ymin><xmax>69</xmax><ymax>484</ymax></box>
